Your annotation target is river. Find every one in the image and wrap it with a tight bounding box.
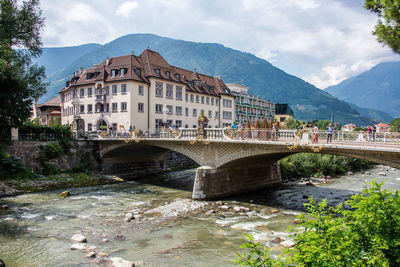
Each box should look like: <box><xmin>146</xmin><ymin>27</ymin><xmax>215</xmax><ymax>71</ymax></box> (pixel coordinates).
<box><xmin>0</xmin><ymin>166</ymin><xmax>399</xmax><ymax>266</ymax></box>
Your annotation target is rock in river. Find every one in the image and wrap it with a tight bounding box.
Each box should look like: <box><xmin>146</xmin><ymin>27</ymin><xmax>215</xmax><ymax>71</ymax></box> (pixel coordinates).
<box><xmin>59</xmin><ymin>191</ymin><xmax>71</xmax><ymax>198</ymax></box>
<box><xmin>110</xmin><ymin>257</ymin><xmax>135</xmax><ymax>267</ymax></box>
<box><xmin>70</xmin><ymin>234</ymin><xmax>87</xmax><ymax>243</ymax></box>
<box><xmin>280</xmin><ymin>240</ymin><xmax>296</xmax><ymax>248</ymax></box>
<box><xmin>70</xmin><ymin>243</ymin><xmax>87</xmax><ymax>251</ymax></box>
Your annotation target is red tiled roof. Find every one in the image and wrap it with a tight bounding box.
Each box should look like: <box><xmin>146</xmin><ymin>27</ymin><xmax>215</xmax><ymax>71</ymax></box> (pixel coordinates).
<box><xmin>37</xmin><ymin>95</ymin><xmax>60</xmax><ymax>107</ymax></box>
<box><xmin>377</xmin><ymin>122</ymin><xmax>390</xmax><ymax>128</ymax></box>
<box><xmin>60</xmin><ymin>49</ymin><xmax>232</xmax><ymax>97</ymax></box>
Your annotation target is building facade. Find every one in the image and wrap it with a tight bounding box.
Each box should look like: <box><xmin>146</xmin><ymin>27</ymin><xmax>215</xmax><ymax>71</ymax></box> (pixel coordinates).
<box><xmin>32</xmin><ymin>96</ymin><xmax>62</xmax><ymax>126</ymax></box>
<box><xmin>274</xmin><ymin>103</ymin><xmax>294</xmax><ymax>125</ymax></box>
<box><xmin>59</xmin><ymin>49</ymin><xmax>235</xmax><ymax>133</ymax></box>
<box><xmin>226</xmin><ymin>83</ymin><xmax>275</xmax><ymax>126</ymax></box>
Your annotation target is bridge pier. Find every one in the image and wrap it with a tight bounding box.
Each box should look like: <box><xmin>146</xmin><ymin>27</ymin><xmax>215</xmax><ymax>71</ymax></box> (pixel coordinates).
<box><xmin>192</xmin><ymin>160</ymin><xmax>282</xmax><ymax>199</ymax></box>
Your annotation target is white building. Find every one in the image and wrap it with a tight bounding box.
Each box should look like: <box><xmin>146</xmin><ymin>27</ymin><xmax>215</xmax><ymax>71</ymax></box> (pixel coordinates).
<box><xmin>226</xmin><ymin>83</ymin><xmax>275</xmax><ymax>126</ymax></box>
<box><xmin>59</xmin><ymin>49</ymin><xmax>235</xmax><ymax>133</ymax></box>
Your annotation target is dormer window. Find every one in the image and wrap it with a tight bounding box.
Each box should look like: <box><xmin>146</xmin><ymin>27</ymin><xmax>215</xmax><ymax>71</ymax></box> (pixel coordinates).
<box><xmin>120</xmin><ymin>68</ymin><xmax>125</xmax><ymax>77</ymax></box>
<box><xmin>94</xmin><ymin>72</ymin><xmax>100</xmax><ymax>79</ymax></box>
<box><xmin>111</xmin><ymin>69</ymin><xmax>118</xmax><ymax>77</ymax></box>
<box><xmin>86</xmin><ymin>73</ymin><xmax>93</xmax><ymax>80</ymax></box>
<box><xmin>155</xmin><ymin>69</ymin><xmax>160</xmax><ymax>77</ymax></box>
<box><xmin>174</xmin><ymin>73</ymin><xmax>180</xmax><ymax>80</ymax></box>
<box><xmin>195</xmin><ymin>80</ymin><xmax>201</xmax><ymax>87</ymax></box>
<box><xmin>165</xmin><ymin>71</ymin><xmax>170</xmax><ymax>79</ymax></box>
<box><xmin>134</xmin><ymin>68</ymin><xmax>141</xmax><ymax>77</ymax></box>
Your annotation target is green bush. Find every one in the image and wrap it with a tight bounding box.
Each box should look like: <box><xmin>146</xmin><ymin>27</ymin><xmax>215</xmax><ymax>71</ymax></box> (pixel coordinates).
<box><xmin>43</xmin><ymin>142</ymin><xmax>64</xmax><ymax>159</ymax></box>
<box><xmin>280</xmin><ymin>153</ymin><xmax>372</xmax><ymax>178</ymax></box>
<box><xmin>235</xmin><ymin>182</ymin><xmax>400</xmax><ymax>266</ymax></box>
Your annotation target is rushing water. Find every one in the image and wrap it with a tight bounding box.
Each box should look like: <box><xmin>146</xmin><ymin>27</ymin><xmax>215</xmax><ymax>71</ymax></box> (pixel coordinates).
<box><xmin>1</xmin><ymin>166</ymin><xmax>399</xmax><ymax>267</ymax></box>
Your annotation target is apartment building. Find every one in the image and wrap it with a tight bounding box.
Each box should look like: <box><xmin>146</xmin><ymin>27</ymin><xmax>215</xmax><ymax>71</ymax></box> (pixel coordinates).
<box><xmin>226</xmin><ymin>83</ymin><xmax>275</xmax><ymax>126</ymax></box>
<box><xmin>59</xmin><ymin>49</ymin><xmax>235</xmax><ymax>133</ymax></box>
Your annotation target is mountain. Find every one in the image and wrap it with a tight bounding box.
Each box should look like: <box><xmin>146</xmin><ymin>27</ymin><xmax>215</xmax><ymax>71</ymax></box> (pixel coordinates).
<box><xmin>35</xmin><ymin>43</ymin><xmax>102</xmax><ymax>76</ymax></box>
<box><xmin>40</xmin><ymin>33</ymin><xmax>373</xmax><ymax>125</ymax></box>
<box><xmin>349</xmin><ymin>103</ymin><xmax>393</xmax><ymax>123</ymax></box>
<box><xmin>326</xmin><ymin>61</ymin><xmax>400</xmax><ymax>118</ymax></box>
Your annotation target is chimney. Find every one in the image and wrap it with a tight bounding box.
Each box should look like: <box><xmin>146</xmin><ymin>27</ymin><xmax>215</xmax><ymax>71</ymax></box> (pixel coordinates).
<box><xmin>106</xmin><ymin>57</ymin><xmax>110</xmax><ymax>66</ymax></box>
<box><xmin>80</xmin><ymin>67</ymin><xmax>83</xmax><ymax>74</ymax></box>
<box><xmin>216</xmin><ymin>76</ymin><xmax>221</xmax><ymax>80</ymax></box>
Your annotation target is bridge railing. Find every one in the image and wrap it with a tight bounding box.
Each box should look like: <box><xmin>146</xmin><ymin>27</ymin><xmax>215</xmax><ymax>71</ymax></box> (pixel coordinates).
<box><xmin>79</xmin><ymin>128</ymin><xmax>400</xmax><ymax>145</ymax></box>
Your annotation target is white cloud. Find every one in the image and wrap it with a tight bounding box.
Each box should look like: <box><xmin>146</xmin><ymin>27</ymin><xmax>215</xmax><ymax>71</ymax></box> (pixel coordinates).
<box><xmin>40</xmin><ymin>0</ymin><xmax>399</xmax><ymax>89</ymax></box>
<box><xmin>116</xmin><ymin>1</ymin><xmax>138</xmax><ymax>18</ymax></box>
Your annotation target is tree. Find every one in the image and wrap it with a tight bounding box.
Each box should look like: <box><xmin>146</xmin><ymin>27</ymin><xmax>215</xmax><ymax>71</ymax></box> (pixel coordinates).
<box><xmin>282</xmin><ymin>117</ymin><xmax>300</xmax><ymax>129</ymax></box>
<box><xmin>365</xmin><ymin>0</ymin><xmax>400</xmax><ymax>54</ymax></box>
<box><xmin>235</xmin><ymin>182</ymin><xmax>400</xmax><ymax>266</ymax></box>
<box><xmin>0</xmin><ymin>0</ymin><xmax>46</xmax><ymax>140</ymax></box>
<box><xmin>390</xmin><ymin>118</ymin><xmax>400</xmax><ymax>132</ymax></box>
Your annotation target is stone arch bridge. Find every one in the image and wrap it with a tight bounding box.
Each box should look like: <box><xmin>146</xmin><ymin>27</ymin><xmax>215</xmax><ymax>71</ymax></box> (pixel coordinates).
<box><xmin>96</xmin><ymin>128</ymin><xmax>400</xmax><ymax>199</ymax></box>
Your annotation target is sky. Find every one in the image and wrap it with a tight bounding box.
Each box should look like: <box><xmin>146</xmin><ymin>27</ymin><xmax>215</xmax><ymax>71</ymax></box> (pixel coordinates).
<box><xmin>41</xmin><ymin>0</ymin><xmax>399</xmax><ymax>89</ymax></box>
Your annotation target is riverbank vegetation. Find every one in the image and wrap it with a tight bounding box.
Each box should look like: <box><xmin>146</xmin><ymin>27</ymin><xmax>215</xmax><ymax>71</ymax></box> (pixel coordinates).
<box><xmin>280</xmin><ymin>153</ymin><xmax>372</xmax><ymax>179</ymax></box>
<box><xmin>235</xmin><ymin>181</ymin><xmax>400</xmax><ymax>266</ymax></box>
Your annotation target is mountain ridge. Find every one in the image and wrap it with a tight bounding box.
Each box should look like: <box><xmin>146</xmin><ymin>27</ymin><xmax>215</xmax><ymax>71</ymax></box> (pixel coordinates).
<box><xmin>40</xmin><ymin>33</ymin><xmax>375</xmax><ymax>125</ymax></box>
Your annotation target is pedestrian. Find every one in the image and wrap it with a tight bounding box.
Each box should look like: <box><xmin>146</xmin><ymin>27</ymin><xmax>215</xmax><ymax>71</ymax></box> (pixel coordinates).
<box><xmin>326</xmin><ymin>123</ymin><xmax>333</xmax><ymax>143</ymax></box>
<box><xmin>367</xmin><ymin>126</ymin><xmax>371</xmax><ymax>142</ymax></box>
<box><xmin>372</xmin><ymin>124</ymin><xmax>377</xmax><ymax>142</ymax></box>
<box><xmin>273</xmin><ymin>123</ymin><xmax>279</xmax><ymax>140</ymax></box>
<box><xmin>313</xmin><ymin>124</ymin><xmax>319</xmax><ymax>143</ymax></box>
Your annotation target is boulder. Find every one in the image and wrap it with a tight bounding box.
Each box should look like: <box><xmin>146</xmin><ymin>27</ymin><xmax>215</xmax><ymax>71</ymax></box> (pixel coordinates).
<box><xmin>280</xmin><ymin>240</ymin><xmax>296</xmax><ymax>248</ymax></box>
<box><xmin>70</xmin><ymin>243</ymin><xmax>87</xmax><ymax>251</ymax></box>
<box><xmin>59</xmin><ymin>191</ymin><xmax>70</xmax><ymax>198</ymax></box>
<box><xmin>365</xmin><ymin>171</ymin><xmax>371</xmax><ymax>175</ymax></box>
<box><xmin>272</xmin><ymin>237</ymin><xmax>285</xmax><ymax>243</ymax></box>
<box><xmin>270</xmin><ymin>209</ymin><xmax>279</xmax><ymax>214</ymax></box>
<box><xmin>378</xmin><ymin>172</ymin><xmax>386</xmax><ymax>176</ymax></box>
<box><xmin>110</xmin><ymin>257</ymin><xmax>135</xmax><ymax>267</ymax></box>
<box><xmin>219</xmin><ymin>205</ymin><xmax>230</xmax><ymax>210</ymax></box>
<box><xmin>124</xmin><ymin>213</ymin><xmax>134</xmax><ymax>222</ymax></box>
<box><xmin>70</xmin><ymin>234</ymin><xmax>87</xmax><ymax>243</ymax></box>
<box><xmin>86</xmin><ymin>251</ymin><xmax>96</xmax><ymax>258</ymax></box>
<box><xmin>233</xmin><ymin>206</ymin><xmax>250</xmax><ymax>212</ymax></box>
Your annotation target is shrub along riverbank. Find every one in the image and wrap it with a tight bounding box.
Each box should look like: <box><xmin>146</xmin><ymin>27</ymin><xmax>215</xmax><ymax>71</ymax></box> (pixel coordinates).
<box><xmin>280</xmin><ymin>153</ymin><xmax>373</xmax><ymax>179</ymax></box>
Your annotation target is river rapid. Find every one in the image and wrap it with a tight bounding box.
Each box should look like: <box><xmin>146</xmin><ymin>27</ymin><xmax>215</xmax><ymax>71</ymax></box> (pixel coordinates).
<box><xmin>1</xmin><ymin>166</ymin><xmax>399</xmax><ymax>266</ymax></box>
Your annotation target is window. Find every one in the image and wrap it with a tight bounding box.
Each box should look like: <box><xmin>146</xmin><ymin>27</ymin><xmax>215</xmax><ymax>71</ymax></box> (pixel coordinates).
<box><xmin>196</xmin><ymin>95</ymin><xmax>199</xmax><ymax>103</ymax></box>
<box><xmin>216</xmin><ymin>99</ymin><xmax>219</xmax><ymax>106</ymax></box>
<box><xmin>112</xmin><ymin>102</ymin><xmax>118</xmax><ymax>112</ymax></box>
<box><xmin>223</xmin><ymin>99</ymin><xmax>232</xmax><ymax>108</ymax></box>
<box><xmin>61</xmin><ymin>94</ymin><xmax>65</xmax><ymax>103</ymax></box>
<box><xmin>185</xmin><ymin>108</ymin><xmax>189</xmax><ymax>116</ymax></box>
<box><xmin>155</xmin><ymin>82</ymin><xmax>163</xmax><ymax>97</ymax></box>
<box><xmin>80</xmin><ymin>105</ymin><xmax>84</xmax><ymax>113</ymax></box>
<box><xmin>155</xmin><ymin>104</ymin><xmax>163</xmax><ymax>114</ymax></box>
<box><xmin>88</xmin><ymin>87</ymin><xmax>92</xmax><ymax>97</ymax></box>
<box><xmin>185</xmin><ymin>93</ymin><xmax>188</xmax><ymax>102</ymax></box>
<box><xmin>193</xmin><ymin>125</ymin><xmax>197</xmax><ymax>128</ymax></box>
<box><xmin>72</xmin><ymin>89</ymin><xmax>76</xmax><ymax>98</ymax></box>
<box><xmin>120</xmin><ymin>68</ymin><xmax>126</xmax><ymax>76</ymax></box>
<box><xmin>138</xmin><ymin>85</ymin><xmax>143</xmax><ymax>95</ymax></box>
<box><xmin>155</xmin><ymin>68</ymin><xmax>160</xmax><ymax>77</ymax></box>
<box><xmin>87</xmin><ymin>104</ymin><xmax>93</xmax><ymax>113</ymax></box>
<box><xmin>121</xmin><ymin>102</ymin><xmax>127</xmax><ymax>111</ymax></box>
<box><xmin>111</xmin><ymin>69</ymin><xmax>117</xmax><ymax>77</ymax></box>
<box><xmin>134</xmin><ymin>68</ymin><xmax>141</xmax><ymax>77</ymax></box>
<box><xmin>155</xmin><ymin>119</ymin><xmax>163</xmax><ymax>130</ymax></box>
<box><xmin>165</xmin><ymin>71</ymin><xmax>170</xmax><ymax>79</ymax></box>
<box><xmin>193</xmin><ymin>108</ymin><xmax>197</xmax><ymax>117</ymax></box>
<box><xmin>112</xmin><ymin>85</ymin><xmax>117</xmax><ymax>94</ymax></box>
<box><xmin>88</xmin><ymin>123</ymin><xmax>92</xmax><ymax>132</ymax></box>
<box><xmin>86</xmin><ymin>73</ymin><xmax>93</xmax><ymax>79</ymax></box>
<box><xmin>215</xmin><ymin>111</ymin><xmax>219</xmax><ymax>118</ymax></box>
<box><xmin>105</xmin><ymin>86</ymin><xmax>109</xmax><ymax>95</ymax></box>
<box><xmin>166</xmin><ymin>84</ymin><xmax>173</xmax><ymax>99</ymax></box>
<box><xmin>175</xmin><ymin>73</ymin><xmax>180</xmax><ymax>80</ymax></box>
<box><xmin>105</xmin><ymin>103</ymin><xmax>109</xmax><ymax>112</ymax></box>
<box><xmin>206</xmin><ymin>97</ymin><xmax>209</xmax><ymax>105</ymax></box>
<box><xmin>176</xmin><ymin>86</ymin><xmax>182</xmax><ymax>100</ymax></box>
<box><xmin>80</xmin><ymin>88</ymin><xmax>84</xmax><ymax>98</ymax></box>
<box><xmin>121</xmin><ymin>84</ymin><xmax>127</xmax><ymax>94</ymax></box>
<box><xmin>190</xmin><ymin>94</ymin><xmax>194</xmax><ymax>103</ymax></box>
<box><xmin>223</xmin><ymin>111</ymin><xmax>232</xmax><ymax>120</ymax></box>
<box><xmin>166</xmin><ymin>105</ymin><xmax>173</xmax><ymax>114</ymax></box>
<box><xmin>176</xmin><ymin>106</ymin><xmax>182</xmax><ymax>115</ymax></box>
<box><xmin>211</xmin><ymin>98</ymin><xmax>214</xmax><ymax>105</ymax></box>
<box><xmin>175</xmin><ymin>120</ymin><xmax>182</xmax><ymax>129</ymax></box>
<box><xmin>208</xmin><ymin>110</ymin><xmax>212</xmax><ymax>118</ymax></box>
<box><xmin>201</xmin><ymin>96</ymin><xmax>204</xmax><ymax>104</ymax></box>
<box><xmin>185</xmin><ymin>125</ymin><xmax>188</xmax><ymax>128</ymax></box>
<box><xmin>138</xmin><ymin>103</ymin><xmax>144</xmax><ymax>113</ymax></box>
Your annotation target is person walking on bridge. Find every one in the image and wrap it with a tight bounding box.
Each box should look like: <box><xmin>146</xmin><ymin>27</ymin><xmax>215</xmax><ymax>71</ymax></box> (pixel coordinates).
<box><xmin>313</xmin><ymin>124</ymin><xmax>319</xmax><ymax>143</ymax></box>
<box><xmin>326</xmin><ymin>123</ymin><xmax>333</xmax><ymax>144</ymax></box>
